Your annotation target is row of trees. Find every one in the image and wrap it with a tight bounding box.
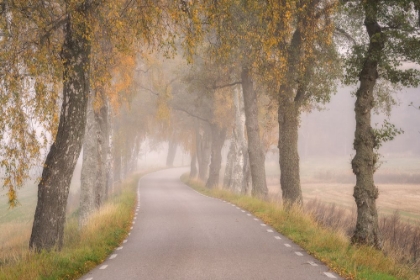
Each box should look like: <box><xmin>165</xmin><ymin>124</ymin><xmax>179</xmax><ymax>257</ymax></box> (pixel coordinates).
<box><xmin>0</xmin><ymin>0</ymin><xmax>419</xmax><ymax>252</ymax></box>
<box><xmin>154</xmin><ymin>0</ymin><xmax>420</xmax><ymax>250</ymax></box>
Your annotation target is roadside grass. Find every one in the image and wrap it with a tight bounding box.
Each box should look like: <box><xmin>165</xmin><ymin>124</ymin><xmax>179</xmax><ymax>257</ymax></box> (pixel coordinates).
<box><xmin>182</xmin><ymin>175</ymin><xmax>420</xmax><ymax>280</ymax></box>
<box><xmin>0</xmin><ymin>173</ymin><xmax>141</xmax><ymax>280</ymax></box>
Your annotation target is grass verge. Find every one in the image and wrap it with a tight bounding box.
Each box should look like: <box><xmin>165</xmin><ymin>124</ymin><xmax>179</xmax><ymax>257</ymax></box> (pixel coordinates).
<box><xmin>0</xmin><ymin>173</ymin><xmax>142</xmax><ymax>280</ymax></box>
<box><xmin>182</xmin><ymin>175</ymin><xmax>420</xmax><ymax>280</ymax></box>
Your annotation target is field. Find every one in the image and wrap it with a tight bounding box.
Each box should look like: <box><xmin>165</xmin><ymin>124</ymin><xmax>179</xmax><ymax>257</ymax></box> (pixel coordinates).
<box><xmin>0</xmin><ymin>163</ymin><xmax>82</xmax><ymax>259</ymax></box>
<box><xmin>265</xmin><ymin>156</ymin><xmax>420</xmax><ymax>223</ymax></box>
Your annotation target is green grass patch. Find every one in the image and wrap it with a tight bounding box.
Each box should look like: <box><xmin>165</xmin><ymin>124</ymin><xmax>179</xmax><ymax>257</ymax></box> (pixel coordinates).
<box><xmin>0</xmin><ymin>173</ymin><xmax>143</xmax><ymax>280</ymax></box>
<box><xmin>182</xmin><ymin>175</ymin><xmax>420</xmax><ymax>280</ymax></box>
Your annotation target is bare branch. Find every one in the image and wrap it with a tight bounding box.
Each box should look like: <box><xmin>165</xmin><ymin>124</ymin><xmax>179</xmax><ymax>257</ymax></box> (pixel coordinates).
<box><xmin>212</xmin><ymin>80</ymin><xmax>242</xmax><ymax>90</ymax></box>
<box><xmin>334</xmin><ymin>27</ymin><xmax>356</xmax><ymax>45</ymax></box>
<box><xmin>138</xmin><ymin>85</ymin><xmax>160</xmax><ymax>96</ymax></box>
<box><xmin>172</xmin><ymin>105</ymin><xmax>210</xmax><ymax>123</ymax></box>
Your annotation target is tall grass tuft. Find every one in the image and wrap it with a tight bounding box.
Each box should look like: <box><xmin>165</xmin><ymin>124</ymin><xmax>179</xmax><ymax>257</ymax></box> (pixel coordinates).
<box><xmin>0</xmin><ymin>173</ymin><xmax>141</xmax><ymax>280</ymax></box>
<box><xmin>305</xmin><ymin>199</ymin><xmax>420</xmax><ymax>271</ymax></box>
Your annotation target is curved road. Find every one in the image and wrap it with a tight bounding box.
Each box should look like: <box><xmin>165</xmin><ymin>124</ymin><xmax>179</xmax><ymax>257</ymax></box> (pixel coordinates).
<box><xmin>81</xmin><ymin>168</ymin><xmax>342</xmax><ymax>280</ymax></box>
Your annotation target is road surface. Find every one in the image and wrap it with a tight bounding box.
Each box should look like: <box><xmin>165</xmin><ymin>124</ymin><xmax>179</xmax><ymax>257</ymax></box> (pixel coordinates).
<box><xmin>80</xmin><ymin>168</ymin><xmax>342</xmax><ymax>280</ymax></box>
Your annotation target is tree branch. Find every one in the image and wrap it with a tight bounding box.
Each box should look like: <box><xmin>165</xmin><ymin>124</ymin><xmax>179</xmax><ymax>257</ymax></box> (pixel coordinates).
<box><xmin>40</xmin><ymin>16</ymin><xmax>68</xmax><ymax>45</ymax></box>
<box><xmin>334</xmin><ymin>27</ymin><xmax>356</xmax><ymax>45</ymax></box>
<box><xmin>212</xmin><ymin>80</ymin><xmax>242</xmax><ymax>90</ymax></box>
<box><xmin>172</xmin><ymin>105</ymin><xmax>210</xmax><ymax>123</ymax></box>
<box><xmin>138</xmin><ymin>85</ymin><xmax>159</xmax><ymax>96</ymax></box>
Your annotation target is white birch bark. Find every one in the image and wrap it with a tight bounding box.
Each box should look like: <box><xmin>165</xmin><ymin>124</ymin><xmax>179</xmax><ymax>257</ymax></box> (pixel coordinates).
<box><xmin>224</xmin><ymin>86</ymin><xmax>251</xmax><ymax>194</ymax></box>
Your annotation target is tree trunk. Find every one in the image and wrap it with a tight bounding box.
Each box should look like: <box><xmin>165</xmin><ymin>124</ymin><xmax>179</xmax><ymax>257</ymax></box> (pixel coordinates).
<box><xmin>79</xmin><ymin>89</ymin><xmax>109</xmax><ymax>227</ymax></box>
<box><xmin>224</xmin><ymin>86</ymin><xmax>251</xmax><ymax>194</ymax></box>
<box><xmin>223</xmin><ymin>141</ymin><xmax>234</xmax><ymax>188</ymax></box>
<box><xmin>30</xmin><ymin>12</ymin><xmax>91</xmax><ymax>251</ymax></box>
<box><xmin>351</xmin><ymin>1</ymin><xmax>384</xmax><ymax>249</ymax></box>
<box><xmin>166</xmin><ymin>136</ymin><xmax>178</xmax><ymax>167</ymax></box>
<box><xmin>206</xmin><ymin>124</ymin><xmax>227</xmax><ymax>188</ymax></box>
<box><xmin>278</xmin><ymin>100</ymin><xmax>302</xmax><ymax>207</ymax></box>
<box><xmin>197</xmin><ymin>123</ymin><xmax>211</xmax><ymax>181</ymax></box>
<box><xmin>79</xmin><ymin>93</ymin><xmax>96</xmax><ymax>227</ymax></box>
<box><xmin>105</xmin><ymin>112</ymin><xmax>113</xmax><ymax>196</ymax></box>
<box><xmin>113</xmin><ymin>147</ymin><xmax>122</xmax><ymax>185</ymax></box>
<box><xmin>190</xmin><ymin>151</ymin><xmax>198</xmax><ymax>178</ymax></box>
<box><xmin>276</xmin><ymin>26</ymin><xmax>304</xmax><ymax>207</ymax></box>
<box><xmin>241</xmin><ymin>67</ymin><xmax>268</xmax><ymax>199</ymax></box>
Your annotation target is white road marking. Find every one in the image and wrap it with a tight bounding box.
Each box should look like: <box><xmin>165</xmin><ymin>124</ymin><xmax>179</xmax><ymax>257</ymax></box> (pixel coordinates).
<box><xmin>294</xmin><ymin>252</ymin><xmax>303</xmax><ymax>256</ymax></box>
<box><xmin>134</xmin><ymin>217</ymin><xmax>137</xmax><ymax>220</ymax></box>
<box><xmin>99</xmin><ymin>265</ymin><xmax>108</xmax><ymax>270</ymax></box>
<box><xmin>192</xmin><ymin>189</ymin><xmax>212</xmax><ymax>198</ymax></box>
<box><xmin>274</xmin><ymin>236</ymin><xmax>281</xmax><ymax>240</ymax></box>
<box><xmin>85</xmin><ymin>278</ymin><xmax>93</xmax><ymax>280</ymax></box>
<box><xmin>109</xmin><ymin>254</ymin><xmax>117</xmax><ymax>260</ymax></box>
<box><xmin>130</xmin><ymin>226</ymin><xmax>133</xmax><ymax>230</ymax></box>
<box><xmin>324</xmin><ymin>272</ymin><xmax>337</xmax><ymax>279</ymax></box>
<box><xmin>307</xmin><ymin>261</ymin><xmax>318</xmax><ymax>266</ymax></box>
<box><xmin>254</xmin><ymin>218</ymin><xmax>258</xmax><ymax>221</ymax></box>
<box><xmin>267</xmin><ymin>229</ymin><xmax>274</xmax><ymax>233</ymax></box>
<box><xmin>284</xmin><ymin>244</ymin><xmax>291</xmax><ymax>247</ymax></box>
<box><xmin>128</xmin><ymin>233</ymin><xmax>131</xmax><ymax>236</ymax></box>
<box><xmin>133</xmin><ymin>221</ymin><xmax>136</xmax><ymax>224</ymax></box>
<box><xmin>260</xmin><ymin>224</ymin><xmax>266</xmax><ymax>227</ymax></box>
<box><xmin>236</xmin><ymin>207</ymin><xmax>240</xmax><ymax>209</ymax></box>
<box><xmin>123</xmin><ymin>240</ymin><xmax>127</xmax><ymax>243</ymax></box>
<box><xmin>116</xmin><ymin>246</ymin><xmax>123</xmax><ymax>250</ymax></box>
<box><xmin>247</xmin><ymin>214</ymin><xmax>251</xmax><ymax>216</ymax></box>
<box><xmin>241</xmin><ymin>210</ymin><xmax>246</xmax><ymax>213</ymax></box>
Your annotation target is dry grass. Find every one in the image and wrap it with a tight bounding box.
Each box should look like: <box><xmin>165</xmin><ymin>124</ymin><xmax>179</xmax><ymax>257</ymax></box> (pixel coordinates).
<box><xmin>304</xmin><ymin>199</ymin><xmax>420</xmax><ymax>275</ymax></box>
<box><xmin>0</xmin><ymin>173</ymin><xmax>141</xmax><ymax>280</ymax></box>
<box><xmin>0</xmin><ymin>222</ymin><xmax>32</xmax><ymax>266</ymax></box>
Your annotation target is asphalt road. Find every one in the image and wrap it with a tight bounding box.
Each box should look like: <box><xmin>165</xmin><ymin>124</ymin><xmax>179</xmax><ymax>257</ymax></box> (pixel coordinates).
<box><xmin>80</xmin><ymin>167</ymin><xmax>342</xmax><ymax>280</ymax></box>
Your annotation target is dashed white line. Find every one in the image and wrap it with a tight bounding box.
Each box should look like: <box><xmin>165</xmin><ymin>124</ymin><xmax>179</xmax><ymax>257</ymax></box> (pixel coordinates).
<box><xmin>274</xmin><ymin>236</ymin><xmax>281</xmax><ymax>240</ymax></box>
<box><xmin>130</xmin><ymin>226</ymin><xmax>133</xmax><ymax>230</ymax></box>
<box><xmin>123</xmin><ymin>240</ymin><xmax>127</xmax><ymax>243</ymax></box>
<box><xmin>85</xmin><ymin>278</ymin><xmax>93</xmax><ymax>280</ymax></box>
<box><xmin>99</xmin><ymin>265</ymin><xmax>108</xmax><ymax>270</ymax></box>
<box><xmin>324</xmin><ymin>272</ymin><xmax>337</xmax><ymax>279</ymax></box>
<box><xmin>116</xmin><ymin>246</ymin><xmax>123</xmax><ymax>250</ymax></box>
<box><xmin>253</xmin><ymin>218</ymin><xmax>258</xmax><ymax>221</ymax></box>
<box><xmin>284</xmin><ymin>244</ymin><xmax>291</xmax><ymax>247</ymax></box>
<box><xmin>134</xmin><ymin>217</ymin><xmax>137</xmax><ymax>220</ymax></box>
<box><xmin>133</xmin><ymin>221</ymin><xmax>136</xmax><ymax>224</ymax></box>
<box><xmin>128</xmin><ymin>233</ymin><xmax>131</xmax><ymax>236</ymax></box>
<box><xmin>267</xmin><ymin>229</ymin><xmax>274</xmax><ymax>233</ymax></box>
<box><xmin>307</xmin><ymin>261</ymin><xmax>318</xmax><ymax>266</ymax></box>
<box><xmin>247</xmin><ymin>214</ymin><xmax>251</xmax><ymax>216</ymax></box>
<box><xmin>294</xmin><ymin>252</ymin><xmax>303</xmax><ymax>256</ymax></box>
<box><xmin>109</xmin><ymin>254</ymin><xmax>117</xmax><ymax>260</ymax></box>
<box><xmin>241</xmin><ymin>210</ymin><xmax>246</xmax><ymax>212</ymax></box>
<box><xmin>260</xmin><ymin>224</ymin><xmax>266</xmax><ymax>227</ymax></box>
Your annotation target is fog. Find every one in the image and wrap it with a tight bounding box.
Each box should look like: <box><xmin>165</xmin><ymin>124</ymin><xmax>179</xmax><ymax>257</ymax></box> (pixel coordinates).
<box><xmin>299</xmin><ymin>86</ymin><xmax>420</xmax><ymax>159</ymax></box>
